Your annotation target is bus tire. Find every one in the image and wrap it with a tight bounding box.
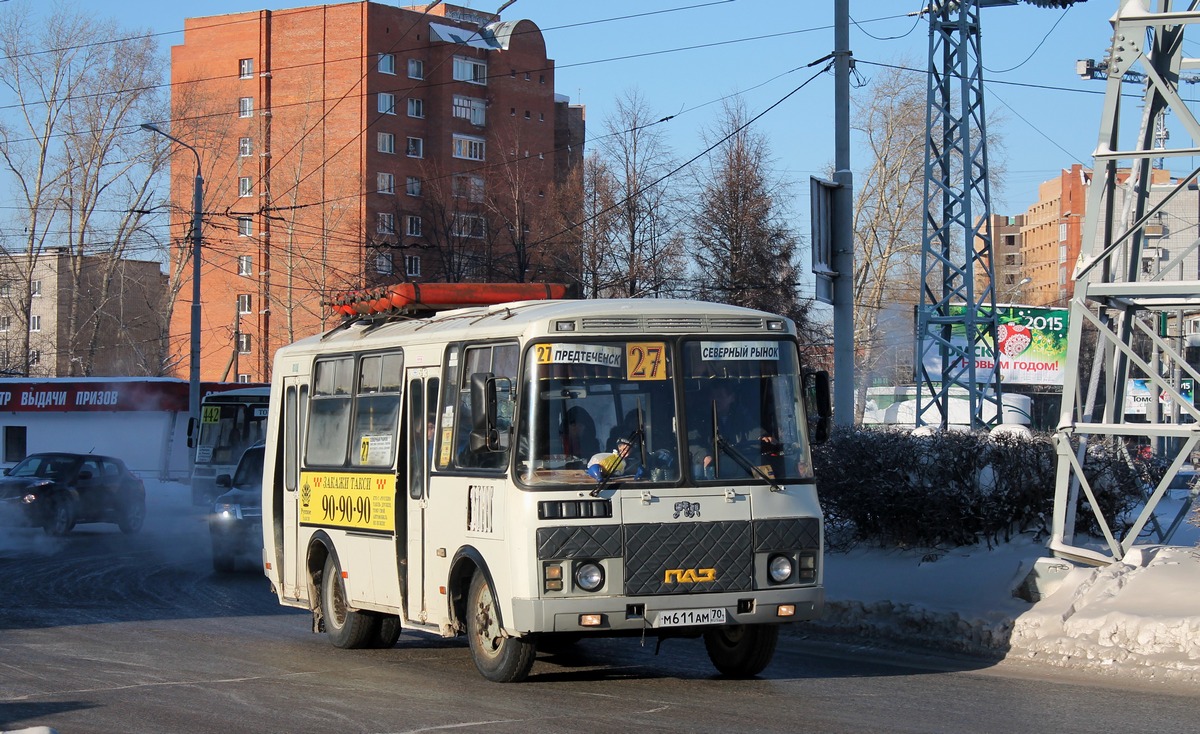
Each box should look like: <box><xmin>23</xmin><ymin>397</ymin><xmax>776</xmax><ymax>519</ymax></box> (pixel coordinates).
<box><xmin>703</xmin><ymin>623</ymin><xmax>779</xmax><ymax>678</ymax></box>
<box><xmin>466</xmin><ymin>570</ymin><xmax>535</xmax><ymax>682</ymax></box>
<box><xmin>320</xmin><ymin>556</ymin><xmax>375</xmax><ymax>649</ymax></box>
<box><xmin>370</xmin><ymin>613</ymin><xmax>402</xmax><ymax>649</ymax></box>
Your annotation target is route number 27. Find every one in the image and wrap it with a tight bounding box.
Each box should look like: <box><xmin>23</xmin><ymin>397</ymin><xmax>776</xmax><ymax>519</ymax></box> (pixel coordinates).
<box><xmin>627</xmin><ymin>342</ymin><xmax>667</xmax><ymax>381</ymax></box>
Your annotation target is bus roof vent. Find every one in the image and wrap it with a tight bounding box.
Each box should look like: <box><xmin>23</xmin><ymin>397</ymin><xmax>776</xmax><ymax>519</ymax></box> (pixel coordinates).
<box><xmin>645</xmin><ymin>316</ymin><xmax>705</xmax><ymax>331</ymax></box>
<box><xmin>709</xmin><ymin>316</ymin><xmax>766</xmax><ymax>330</ymax></box>
<box><xmin>580</xmin><ymin>316</ymin><xmax>639</xmax><ymax>331</ymax></box>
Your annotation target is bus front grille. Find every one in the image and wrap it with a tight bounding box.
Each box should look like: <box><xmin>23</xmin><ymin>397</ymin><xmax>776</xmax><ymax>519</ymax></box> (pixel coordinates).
<box><xmin>624</xmin><ymin>521</ymin><xmax>754</xmax><ymax>595</ymax></box>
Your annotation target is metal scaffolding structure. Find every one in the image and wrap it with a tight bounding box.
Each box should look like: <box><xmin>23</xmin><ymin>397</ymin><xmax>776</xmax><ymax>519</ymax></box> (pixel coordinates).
<box><xmin>916</xmin><ymin>0</ymin><xmax>1005</xmax><ymax>429</ymax></box>
<box><xmin>1052</xmin><ymin>0</ymin><xmax>1200</xmax><ymax>565</ymax></box>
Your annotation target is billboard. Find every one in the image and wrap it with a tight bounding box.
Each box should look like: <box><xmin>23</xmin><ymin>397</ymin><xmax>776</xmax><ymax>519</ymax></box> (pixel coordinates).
<box><xmin>1124</xmin><ymin>377</ymin><xmax>1195</xmax><ymax>415</ymax></box>
<box><xmin>919</xmin><ymin>304</ymin><xmax>1069</xmax><ymax>386</ymax></box>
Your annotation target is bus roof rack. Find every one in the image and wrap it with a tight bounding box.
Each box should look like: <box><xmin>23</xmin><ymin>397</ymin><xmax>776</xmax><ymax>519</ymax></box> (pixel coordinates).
<box><xmin>326</xmin><ymin>282</ymin><xmax>571</xmax><ymax>318</ymax></box>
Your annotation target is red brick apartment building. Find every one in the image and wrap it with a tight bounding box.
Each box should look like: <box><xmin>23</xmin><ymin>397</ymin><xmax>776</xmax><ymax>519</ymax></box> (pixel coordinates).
<box><xmin>166</xmin><ymin>2</ymin><xmax>584</xmax><ymax>382</ymax></box>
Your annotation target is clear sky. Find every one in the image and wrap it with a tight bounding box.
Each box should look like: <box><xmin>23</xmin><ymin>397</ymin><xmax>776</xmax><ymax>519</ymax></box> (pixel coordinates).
<box><xmin>10</xmin><ymin>0</ymin><xmax>1141</xmax><ymax>234</ymax></box>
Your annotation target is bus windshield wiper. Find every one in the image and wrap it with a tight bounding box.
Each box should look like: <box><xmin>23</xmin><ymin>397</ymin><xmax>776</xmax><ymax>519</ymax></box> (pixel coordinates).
<box><xmin>715</xmin><ymin>433</ymin><xmax>782</xmax><ymax>492</ymax></box>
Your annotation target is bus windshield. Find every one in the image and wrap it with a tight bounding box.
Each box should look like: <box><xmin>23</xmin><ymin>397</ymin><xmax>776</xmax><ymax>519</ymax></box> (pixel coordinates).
<box><xmin>517</xmin><ymin>341</ymin><xmax>679</xmax><ymax>486</ymax></box>
<box><xmin>196</xmin><ymin>400</ymin><xmax>267</xmax><ymax>466</ymax></box>
<box><xmin>680</xmin><ymin>338</ymin><xmax>812</xmax><ymax>483</ymax></box>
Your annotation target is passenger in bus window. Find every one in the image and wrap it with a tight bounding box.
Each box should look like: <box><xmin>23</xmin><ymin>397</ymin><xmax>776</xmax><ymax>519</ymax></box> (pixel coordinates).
<box><xmin>563</xmin><ymin>406</ymin><xmax>596</xmax><ymax>460</ymax></box>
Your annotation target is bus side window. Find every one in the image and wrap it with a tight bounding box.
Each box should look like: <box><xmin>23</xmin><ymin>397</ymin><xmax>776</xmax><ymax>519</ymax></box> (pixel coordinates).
<box><xmin>453</xmin><ymin>344</ymin><xmax>517</xmax><ymax>470</ymax></box>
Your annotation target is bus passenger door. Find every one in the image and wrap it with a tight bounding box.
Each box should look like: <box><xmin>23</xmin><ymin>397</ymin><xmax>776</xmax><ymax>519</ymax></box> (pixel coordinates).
<box><xmin>281</xmin><ymin>377</ymin><xmax>307</xmax><ymax>599</ymax></box>
<box><xmin>404</xmin><ymin>369</ymin><xmax>438</xmax><ymax>624</ymax></box>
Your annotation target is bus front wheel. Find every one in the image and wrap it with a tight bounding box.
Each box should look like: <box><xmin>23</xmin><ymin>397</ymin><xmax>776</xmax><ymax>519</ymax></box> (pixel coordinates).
<box><xmin>466</xmin><ymin>570</ymin><xmax>535</xmax><ymax>682</ymax></box>
<box><xmin>320</xmin><ymin>556</ymin><xmax>376</xmax><ymax>649</ymax></box>
<box><xmin>703</xmin><ymin>623</ymin><xmax>779</xmax><ymax>678</ymax></box>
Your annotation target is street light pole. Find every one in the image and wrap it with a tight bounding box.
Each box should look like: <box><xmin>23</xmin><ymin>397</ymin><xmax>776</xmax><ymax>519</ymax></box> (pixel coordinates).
<box><xmin>142</xmin><ymin>122</ymin><xmax>203</xmax><ymax>435</ymax></box>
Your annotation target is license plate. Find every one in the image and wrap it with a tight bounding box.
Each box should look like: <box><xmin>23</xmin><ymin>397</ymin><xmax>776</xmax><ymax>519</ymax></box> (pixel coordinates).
<box><xmin>652</xmin><ymin>607</ymin><xmax>726</xmax><ymax>628</ymax></box>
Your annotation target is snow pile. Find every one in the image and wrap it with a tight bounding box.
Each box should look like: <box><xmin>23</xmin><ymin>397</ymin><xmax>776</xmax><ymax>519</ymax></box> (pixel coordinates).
<box><xmin>819</xmin><ymin>523</ymin><xmax>1200</xmax><ymax>683</ymax></box>
<box><xmin>1010</xmin><ymin>545</ymin><xmax>1200</xmax><ymax>681</ymax></box>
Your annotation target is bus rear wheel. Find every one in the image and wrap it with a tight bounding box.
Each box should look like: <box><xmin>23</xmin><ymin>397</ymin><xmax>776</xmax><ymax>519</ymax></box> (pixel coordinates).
<box><xmin>466</xmin><ymin>570</ymin><xmax>535</xmax><ymax>682</ymax></box>
<box><xmin>703</xmin><ymin>623</ymin><xmax>779</xmax><ymax>678</ymax></box>
<box><xmin>320</xmin><ymin>556</ymin><xmax>375</xmax><ymax>649</ymax></box>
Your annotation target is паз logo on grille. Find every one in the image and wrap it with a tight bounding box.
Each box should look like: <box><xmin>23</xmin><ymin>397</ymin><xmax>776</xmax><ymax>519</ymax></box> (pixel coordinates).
<box><xmin>664</xmin><ymin>567</ymin><xmax>716</xmax><ymax>583</ymax></box>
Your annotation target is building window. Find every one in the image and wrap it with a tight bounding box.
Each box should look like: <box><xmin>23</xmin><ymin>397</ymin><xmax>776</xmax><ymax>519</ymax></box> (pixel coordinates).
<box><xmin>239</xmin><ymin>58</ymin><xmax>254</xmax><ymax>79</ymax></box>
<box><xmin>406</xmin><ymin>137</ymin><xmax>423</xmax><ymax>158</ymax></box>
<box><xmin>237</xmin><ymin>294</ymin><xmax>252</xmax><ymax>314</ymax></box>
<box><xmin>452</xmin><ymin>56</ymin><xmax>487</xmax><ymax>85</ymax></box>
<box><xmin>407</xmin><ymin>98</ymin><xmax>424</xmax><ymax>118</ymax></box>
<box><xmin>378</xmin><ymin>213</ymin><xmax>395</xmax><ymax>234</ymax></box>
<box><xmin>378</xmin><ymin>132</ymin><xmax>395</xmax><ymax>154</ymax></box>
<box><xmin>406</xmin><ymin>176</ymin><xmax>422</xmax><ymax>197</ymax></box>
<box><xmin>378</xmin><ymin>172</ymin><xmax>395</xmax><ymax>194</ymax></box>
<box><xmin>238</xmin><ymin>217</ymin><xmax>253</xmax><ymax>237</ymax></box>
<box><xmin>30</xmin><ymin>281</ymin><xmax>41</xmax><ymax>297</ymax></box>
<box><xmin>3</xmin><ymin>424</ymin><xmax>26</xmax><ymax>462</ymax></box>
<box><xmin>452</xmin><ymin>134</ymin><xmax>485</xmax><ymax>161</ymax></box>
<box><xmin>238</xmin><ymin>334</ymin><xmax>251</xmax><ymax>354</ymax></box>
<box><xmin>237</xmin><ymin>374</ymin><xmax>252</xmax><ymax>384</ymax></box>
<box><xmin>239</xmin><ymin>97</ymin><xmax>253</xmax><ymax>118</ymax></box>
<box><xmin>239</xmin><ymin>177</ymin><xmax>253</xmax><ymax>197</ymax></box>
<box><xmin>452</xmin><ymin>174</ymin><xmax>484</xmax><ymax>203</ymax></box>
<box><xmin>239</xmin><ymin>137</ymin><xmax>252</xmax><ymax>157</ymax></box>
<box><xmin>375</xmin><ymin>252</ymin><xmax>394</xmax><ymax>275</ymax></box>
<box><xmin>524</xmin><ymin>110</ymin><xmax>530</xmax><ymax>119</ymax></box>
<box><xmin>29</xmin><ymin>315</ymin><xmax>40</xmax><ymax>332</ymax></box>
<box><xmin>378</xmin><ymin>53</ymin><xmax>396</xmax><ymax>75</ymax></box>
<box><xmin>405</xmin><ymin>255</ymin><xmax>421</xmax><ymax>277</ymax></box>
<box><xmin>408</xmin><ymin>58</ymin><xmax>424</xmax><ymax>79</ymax></box>
<box><xmin>238</xmin><ymin>255</ymin><xmax>252</xmax><ymax>276</ymax></box>
<box><xmin>452</xmin><ymin>213</ymin><xmax>485</xmax><ymax>239</ymax></box>
<box><xmin>378</xmin><ymin>92</ymin><xmax>396</xmax><ymax>115</ymax></box>
<box><xmin>0</xmin><ymin>316</ymin><xmax>9</xmax><ymax>331</ymax></box>
<box><xmin>1059</xmin><ymin>222</ymin><xmax>1068</xmax><ymax>242</ymax></box>
<box><xmin>539</xmin><ymin>74</ymin><xmax>545</xmax><ymax>84</ymax></box>
<box><xmin>1004</xmin><ymin>254</ymin><xmax>1017</xmax><ymax>265</ymax></box>
<box><xmin>406</xmin><ymin>215</ymin><xmax>423</xmax><ymax>237</ymax></box>
<box><xmin>0</xmin><ymin>283</ymin><xmax>9</xmax><ymax>297</ymax></box>
<box><xmin>29</xmin><ymin>350</ymin><xmax>39</xmax><ymax>366</ymax></box>
<box><xmin>539</xmin><ymin>112</ymin><xmax>544</xmax><ymax>122</ymax></box>
<box><xmin>452</xmin><ymin>95</ymin><xmax>486</xmax><ymax>126</ymax></box>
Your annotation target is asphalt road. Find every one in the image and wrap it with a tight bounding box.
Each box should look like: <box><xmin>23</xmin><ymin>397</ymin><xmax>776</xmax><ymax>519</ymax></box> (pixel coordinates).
<box><xmin>0</xmin><ymin>492</ymin><xmax>1196</xmax><ymax>734</ymax></box>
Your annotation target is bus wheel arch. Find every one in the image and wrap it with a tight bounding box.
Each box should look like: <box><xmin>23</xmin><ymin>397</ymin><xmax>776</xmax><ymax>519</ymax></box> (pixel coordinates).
<box><xmin>447</xmin><ymin>546</ymin><xmax>489</xmax><ymax>635</ymax></box>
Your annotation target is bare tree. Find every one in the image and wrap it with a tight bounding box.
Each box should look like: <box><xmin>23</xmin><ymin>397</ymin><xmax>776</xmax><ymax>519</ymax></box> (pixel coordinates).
<box><xmin>690</xmin><ymin>98</ymin><xmax>806</xmax><ymax>321</ymax></box>
<box><xmin>597</xmin><ymin>88</ymin><xmax>684</xmax><ymax>297</ymax></box>
<box><xmin>0</xmin><ymin>5</ymin><xmax>167</xmax><ymax>376</ymax></box>
<box><xmin>850</xmin><ymin>64</ymin><xmax>928</xmax><ymax>422</ymax></box>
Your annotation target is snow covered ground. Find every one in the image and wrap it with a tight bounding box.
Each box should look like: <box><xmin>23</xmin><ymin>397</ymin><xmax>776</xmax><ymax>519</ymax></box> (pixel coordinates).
<box><xmin>818</xmin><ymin>490</ymin><xmax>1200</xmax><ymax>684</ymax></box>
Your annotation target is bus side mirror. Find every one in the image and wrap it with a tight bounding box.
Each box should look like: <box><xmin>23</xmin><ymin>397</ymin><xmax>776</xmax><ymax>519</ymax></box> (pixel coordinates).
<box><xmin>810</xmin><ymin>370</ymin><xmax>832</xmax><ymax>444</ymax></box>
<box><xmin>469</xmin><ymin>372</ymin><xmax>500</xmax><ymax>452</ymax></box>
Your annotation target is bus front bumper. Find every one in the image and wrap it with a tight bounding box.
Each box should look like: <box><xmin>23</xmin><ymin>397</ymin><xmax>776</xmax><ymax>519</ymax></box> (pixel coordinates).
<box><xmin>510</xmin><ymin>586</ymin><xmax>824</xmax><ymax>634</ymax></box>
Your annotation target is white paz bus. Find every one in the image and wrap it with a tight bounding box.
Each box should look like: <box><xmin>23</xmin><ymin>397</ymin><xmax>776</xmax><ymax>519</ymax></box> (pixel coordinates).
<box><xmin>261</xmin><ymin>284</ymin><xmax>830</xmax><ymax>682</ymax></box>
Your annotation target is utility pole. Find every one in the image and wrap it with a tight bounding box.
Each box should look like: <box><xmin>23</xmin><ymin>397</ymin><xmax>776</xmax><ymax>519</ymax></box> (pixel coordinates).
<box><xmin>141</xmin><ymin>123</ymin><xmax>203</xmax><ymax>435</ymax></box>
<box><xmin>831</xmin><ymin>0</ymin><xmax>855</xmax><ymax>426</ymax></box>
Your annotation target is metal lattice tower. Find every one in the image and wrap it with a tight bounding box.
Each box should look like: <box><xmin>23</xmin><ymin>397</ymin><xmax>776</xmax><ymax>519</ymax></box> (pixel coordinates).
<box><xmin>1052</xmin><ymin>0</ymin><xmax>1200</xmax><ymax>565</ymax></box>
<box><xmin>916</xmin><ymin>0</ymin><xmax>1004</xmax><ymax>429</ymax></box>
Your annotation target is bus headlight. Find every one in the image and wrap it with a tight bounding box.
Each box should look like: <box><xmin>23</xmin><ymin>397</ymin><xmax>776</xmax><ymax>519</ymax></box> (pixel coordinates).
<box><xmin>768</xmin><ymin>554</ymin><xmax>794</xmax><ymax>583</ymax></box>
<box><xmin>574</xmin><ymin>561</ymin><xmax>605</xmax><ymax>592</ymax></box>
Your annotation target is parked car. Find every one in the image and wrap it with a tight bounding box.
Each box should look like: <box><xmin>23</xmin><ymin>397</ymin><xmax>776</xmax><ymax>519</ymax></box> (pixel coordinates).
<box><xmin>0</xmin><ymin>452</ymin><xmax>146</xmax><ymax>536</ymax></box>
<box><xmin>209</xmin><ymin>444</ymin><xmax>264</xmax><ymax>573</ymax></box>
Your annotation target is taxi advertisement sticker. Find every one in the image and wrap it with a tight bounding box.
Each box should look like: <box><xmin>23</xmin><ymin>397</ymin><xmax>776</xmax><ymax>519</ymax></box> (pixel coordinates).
<box><xmin>299</xmin><ymin>471</ymin><xmax>394</xmax><ymax>532</ymax></box>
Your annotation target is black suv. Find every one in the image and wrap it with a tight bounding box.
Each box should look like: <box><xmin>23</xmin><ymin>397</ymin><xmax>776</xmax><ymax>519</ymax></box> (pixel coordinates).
<box><xmin>209</xmin><ymin>444</ymin><xmax>264</xmax><ymax>572</ymax></box>
<box><xmin>0</xmin><ymin>452</ymin><xmax>146</xmax><ymax>536</ymax></box>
